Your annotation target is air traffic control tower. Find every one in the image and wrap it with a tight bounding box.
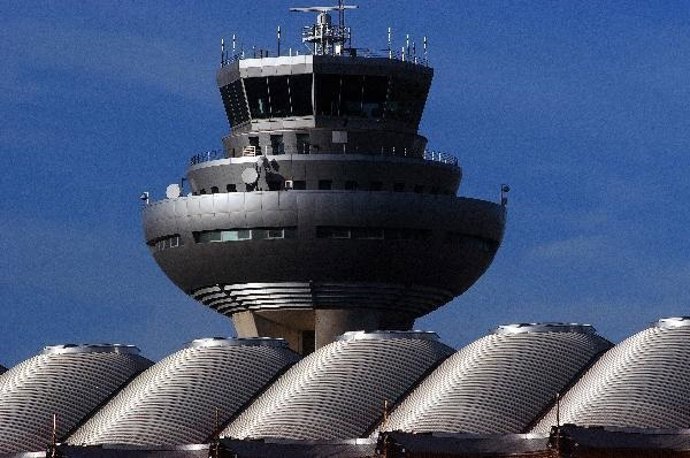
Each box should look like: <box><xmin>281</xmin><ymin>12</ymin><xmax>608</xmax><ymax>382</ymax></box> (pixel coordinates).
<box><xmin>142</xmin><ymin>3</ymin><xmax>507</xmax><ymax>354</ymax></box>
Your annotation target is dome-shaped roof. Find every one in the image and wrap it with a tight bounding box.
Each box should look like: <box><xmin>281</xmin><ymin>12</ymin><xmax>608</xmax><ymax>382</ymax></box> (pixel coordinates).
<box><xmin>222</xmin><ymin>330</ymin><xmax>454</xmax><ymax>440</ymax></box>
<box><xmin>68</xmin><ymin>337</ymin><xmax>300</xmax><ymax>446</ymax></box>
<box><xmin>380</xmin><ymin>323</ymin><xmax>611</xmax><ymax>434</ymax></box>
<box><xmin>0</xmin><ymin>344</ymin><xmax>152</xmax><ymax>454</ymax></box>
<box><xmin>533</xmin><ymin>317</ymin><xmax>690</xmax><ymax>431</ymax></box>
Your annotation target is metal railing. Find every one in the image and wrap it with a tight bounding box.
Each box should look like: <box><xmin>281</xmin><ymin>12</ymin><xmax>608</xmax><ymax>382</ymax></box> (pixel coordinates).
<box><xmin>423</xmin><ymin>150</ymin><xmax>459</xmax><ymax>166</ymax></box>
<box><xmin>189</xmin><ymin>147</ymin><xmax>458</xmax><ymax>167</ymax></box>
<box><xmin>190</xmin><ymin>149</ymin><xmax>225</xmax><ymax>166</ymax></box>
<box><xmin>221</xmin><ymin>47</ymin><xmax>430</xmax><ymax>67</ymax></box>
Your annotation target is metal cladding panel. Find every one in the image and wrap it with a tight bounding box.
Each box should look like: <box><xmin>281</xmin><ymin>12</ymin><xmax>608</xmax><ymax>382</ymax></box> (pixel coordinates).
<box><xmin>68</xmin><ymin>338</ymin><xmax>300</xmax><ymax>447</ymax></box>
<box><xmin>381</xmin><ymin>325</ymin><xmax>612</xmax><ymax>434</ymax></box>
<box><xmin>0</xmin><ymin>345</ymin><xmax>152</xmax><ymax>454</ymax></box>
<box><xmin>532</xmin><ymin>317</ymin><xmax>690</xmax><ymax>431</ymax></box>
<box><xmin>143</xmin><ymin>192</ymin><xmax>505</xmax><ymax>321</ymax></box>
<box><xmin>222</xmin><ymin>331</ymin><xmax>454</xmax><ymax>440</ymax></box>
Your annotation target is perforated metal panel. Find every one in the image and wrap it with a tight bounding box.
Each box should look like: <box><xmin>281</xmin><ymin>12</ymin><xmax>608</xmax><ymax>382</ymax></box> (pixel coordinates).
<box><xmin>381</xmin><ymin>323</ymin><xmax>612</xmax><ymax>434</ymax></box>
<box><xmin>533</xmin><ymin>317</ymin><xmax>690</xmax><ymax>431</ymax></box>
<box><xmin>0</xmin><ymin>344</ymin><xmax>152</xmax><ymax>454</ymax></box>
<box><xmin>68</xmin><ymin>338</ymin><xmax>300</xmax><ymax>446</ymax></box>
<box><xmin>222</xmin><ymin>331</ymin><xmax>454</xmax><ymax>440</ymax></box>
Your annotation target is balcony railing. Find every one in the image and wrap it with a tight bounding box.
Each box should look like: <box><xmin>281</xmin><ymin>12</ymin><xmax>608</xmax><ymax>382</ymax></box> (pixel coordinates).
<box><xmin>190</xmin><ymin>149</ymin><xmax>225</xmax><ymax>165</ymax></box>
<box><xmin>189</xmin><ymin>148</ymin><xmax>458</xmax><ymax>167</ymax></box>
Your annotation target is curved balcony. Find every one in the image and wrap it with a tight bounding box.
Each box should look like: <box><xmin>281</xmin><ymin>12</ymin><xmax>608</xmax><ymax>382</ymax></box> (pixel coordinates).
<box><xmin>190</xmin><ymin>148</ymin><xmax>459</xmax><ymax>167</ymax></box>
<box><xmin>142</xmin><ymin>191</ymin><xmax>505</xmax><ymax>319</ymax></box>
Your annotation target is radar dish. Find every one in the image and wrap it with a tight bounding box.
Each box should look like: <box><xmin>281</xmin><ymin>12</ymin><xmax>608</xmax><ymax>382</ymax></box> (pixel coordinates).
<box><xmin>166</xmin><ymin>184</ymin><xmax>181</xmax><ymax>199</ymax></box>
<box><xmin>242</xmin><ymin>168</ymin><xmax>259</xmax><ymax>185</ymax></box>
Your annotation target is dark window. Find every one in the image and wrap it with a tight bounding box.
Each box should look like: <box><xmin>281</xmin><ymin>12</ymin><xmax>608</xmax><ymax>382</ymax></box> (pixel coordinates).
<box><xmin>362</xmin><ymin>75</ymin><xmax>389</xmax><ymax>119</ymax></box>
<box><xmin>345</xmin><ymin>180</ymin><xmax>358</xmax><ymax>191</ymax></box>
<box><xmin>266</xmin><ymin>228</ymin><xmax>285</xmax><ymax>239</ymax></box>
<box><xmin>248</xmin><ymin>136</ymin><xmax>260</xmax><ymax>148</ymax></box>
<box><xmin>199</xmin><ymin>189</ymin><xmax>207</xmax><ymax>195</ymax></box>
<box><xmin>315</xmin><ymin>74</ymin><xmax>341</xmax><ymax>116</ymax></box>
<box><xmin>268</xmin><ymin>76</ymin><xmax>290</xmax><ymax>117</ymax></box>
<box><xmin>385</xmin><ymin>228</ymin><xmax>430</xmax><ymax>241</ymax></box>
<box><xmin>385</xmin><ymin>76</ymin><xmax>429</xmax><ymax>127</ymax></box>
<box><xmin>341</xmin><ymin>75</ymin><xmax>363</xmax><ymax>117</ymax></box>
<box><xmin>296</xmin><ymin>134</ymin><xmax>310</xmax><ymax>154</ymax></box>
<box><xmin>244</xmin><ymin>77</ymin><xmax>269</xmax><ymax>118</ymax></box>
<box><xmin>149</xmin><ymin>234</ymin><xmax>183</xmax><ymax>252</ymax></box>
<box><xmin>226</xmin><ymin>184</ymin><xmax>237</xmax><ymax>192</ymax></box>
<box><xmin>414</xmin><ymin>185</ymin><xmax>424</xmax><ymax>193</ymax></box>
<box><xmin>318</xmin><ymin>180</ymin><xmax>332</xmax><ymax>190</ymax></box>
<box><xmin>351</xmin><ymin>227</ymin><xmax>384</xmax><ymax>239</ymax></box>
<box><xmin>270</xmin><ymin>135</ymin><xmax>285</xmax><ymax>155</ymax></box>
<box><xmin>393</xmin><ymin>183</ymin><xmax>405</xmax><ymax>192</ymax></box>
<box><xmin>211</xmin><ymin>186</ymin><xmax>219</xmax><ymax>194</ymax></box>
<box><xmin>369</xmin><ymin>181</ymin><xmax>383</xmax><ymax>191</ymax></box>
<box><xmin>293</xmin><ymin>180</ymin><xmax>307</xmax><ymax>190</ymax></box>
<box><xmin>220</xmin><ymin>80</ymin><xmax>250</xmax><ymax>127</ymax></box>
<box><xmin>290</xmin><ymin>74</ymin><xmax>313</xmax><ymax>116</ymax></box>
<box><xmin>316</xmin><ymin>226</ymin><xmax>350</xmax><ymax>239</ymax></box>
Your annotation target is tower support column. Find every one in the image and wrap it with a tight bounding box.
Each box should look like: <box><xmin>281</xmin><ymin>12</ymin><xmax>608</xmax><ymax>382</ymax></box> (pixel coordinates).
<box><xmin>314</xmin><ymin>309</ymin><xmax>385</xmax><ymax>349</ymax></box>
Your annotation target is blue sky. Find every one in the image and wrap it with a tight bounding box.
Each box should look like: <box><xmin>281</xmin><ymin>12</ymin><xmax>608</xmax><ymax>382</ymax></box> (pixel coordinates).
<box><xmin>2</xmin><ymin>1</ymin><xmax>689</xmax><ymax>366</ymax></box>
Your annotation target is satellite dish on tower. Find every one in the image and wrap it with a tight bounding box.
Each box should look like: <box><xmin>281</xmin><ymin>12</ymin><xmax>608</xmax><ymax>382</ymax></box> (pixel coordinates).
<box><xmin>166</xmin><ymin>184</ymin><xmax>182</xmax><ymax>199</ymax></box>
<box><xmin>242</xmin><ymin>168</ymin><xmax>259</xmax><ymax>185</ymax></box>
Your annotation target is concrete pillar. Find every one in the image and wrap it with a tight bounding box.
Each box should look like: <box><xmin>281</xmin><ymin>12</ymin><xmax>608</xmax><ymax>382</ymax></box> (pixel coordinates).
<box><xmin>314</xmin><ymin>309</ymin><xmax>384</xmax><ymax>349</ymax></box>
<box><xmin>232</xmin><ymin>311</ymin><xmax>302</xmax><ymax>353</ymax></box>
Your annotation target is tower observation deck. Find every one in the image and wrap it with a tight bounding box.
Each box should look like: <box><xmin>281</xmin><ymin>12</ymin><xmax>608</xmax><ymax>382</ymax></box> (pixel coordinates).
<box><xmin>142</xmin><ymin>3</ymin><xmax>507</xmax><ymax>354</ymax></box>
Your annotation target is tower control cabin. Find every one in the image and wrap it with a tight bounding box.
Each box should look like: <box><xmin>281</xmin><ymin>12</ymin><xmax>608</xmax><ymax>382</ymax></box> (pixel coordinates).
<box><xmin>142</xmin><ymin>4</ymin><xmax>506</xmax><ymax>354</ymax></box>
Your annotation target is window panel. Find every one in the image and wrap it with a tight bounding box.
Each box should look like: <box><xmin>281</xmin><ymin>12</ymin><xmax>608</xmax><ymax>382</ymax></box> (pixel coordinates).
<box><xmin>315</xmin><ymin>74</ymin><xmax>341</xmax><ymax>116</ymax></box>
<box><xmin>244</xmin><ymin>77</ymin><xmax>269</xmax><ymax>119</ymax></box>
<box><xmin>362</xmin><ymin>75</ymin><xmax>388</xmax><ymax>119</ymax></box>
<box><xmin>268</xmin><ymin>76</ymin><xmax>290</xmax><ymax>117</ymax></box>
<box><xmin>341</xmin><ymin>75</ymin><xmax>363</xmax><ymax>117</ymax></box>
<box><xmin>290</xmin><ymin>74</ymin><xmax>313</xmax><ymax>116</ymax></box>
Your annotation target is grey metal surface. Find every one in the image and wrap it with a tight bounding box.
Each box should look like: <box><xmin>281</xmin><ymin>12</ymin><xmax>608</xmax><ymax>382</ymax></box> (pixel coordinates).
<box><xmin>378</xmin><ymin>431</ymin><xmax>551</xmax><ymax>456</ymax></box>
<box><xmin>68</xmin><ymin>338</ymin><xmax>300</xmax><ymax>446</ymax></box>
<box><xmin>380</xmin><ymin>324</ymin><xmax>612</xmax><ymax>434</ymax></box>
<box><xmin>533</xmin><ymin>317</ymin><xmax>690</xmax><ymax>431</ymax></box>
<box><xmin>222</xmin><ymin>331</ymin><xmax>454</xmax><ymax>440</ymax></box>
<box><xmin>51</xmin><ymin>444</ymin><xmax>212</xmax><ymax>458</ymax></box>
<box><xmin>0</xmin><ymin>345</ymin><xmax>152</xmax><ymax>454</ymax></box>
<box><xmin>186</xmin><ymin>154</ymin><xmax>460</xmax><ymax>195</ymax></box>
<box><xmin>142</xmin><ymin>191</ymin><xmax>504</xmax><ymax>320</ymax></box>
<box><xmin>220</xmin><ymin>438</ymin><xmax>376</xmax><ymax>458</ymax></box>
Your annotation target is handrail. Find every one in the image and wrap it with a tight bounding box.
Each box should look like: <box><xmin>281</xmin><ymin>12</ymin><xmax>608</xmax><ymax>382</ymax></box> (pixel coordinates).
<box><xmin>221</xmin><ymin>48</ymin><xmax>430</xmax><ymax>67</ymax></box>
<box><xmin>189</xmin><ymin>148</ymin><xmax>458</xmax><ymax>167</ymax></box>
<box><xmin>190</xmin><ymin>149</ymin><xmax>225</xmax><ymax>165</ymax></box>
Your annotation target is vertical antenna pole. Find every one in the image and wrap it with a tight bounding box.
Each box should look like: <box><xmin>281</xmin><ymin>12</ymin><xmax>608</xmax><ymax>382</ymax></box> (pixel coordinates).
<box><xmin>232</xmin><ymin>34</ymin><xmax>236</xmax><ymax>54</ymax></box>
<box><xmin>387</xmin><ymin>27</ymin><xmax>392</xmax><ymax>59</ymax></box>
<box><xmin>220</xmin><ymin>38</ymin><xmax>225</xmax><ymax>66</ymax></box>
<box><xmin>423</xmin><ymin>36</ymin><xmax>428</xmax><ymax>65</ymax></box>
<box><xmin>406</xmin><ymin>33</ymin><xmax>410</xmax><ymax>59</ymax></box>
<box><xmin>277</xmin><ymin>26</ymin><xmax>282</xmax><ymax>56</ymax></box>
<box><xmin>413</xmin><ymin>41</ymin><xmax>416</xmax><ymax>63</ymax></box>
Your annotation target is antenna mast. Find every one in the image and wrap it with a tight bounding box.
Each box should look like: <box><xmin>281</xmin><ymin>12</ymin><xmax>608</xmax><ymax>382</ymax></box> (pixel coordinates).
<box><xmin>290</xmin><ymin>2</ymin><xmax>358</xmax><ymax>56</ymax></box>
